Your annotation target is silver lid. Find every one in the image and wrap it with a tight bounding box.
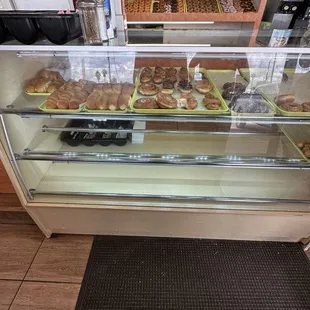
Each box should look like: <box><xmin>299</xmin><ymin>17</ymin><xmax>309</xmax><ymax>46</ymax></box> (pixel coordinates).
<box><xmin>78</xmin><ymin>0</ymin><xmax>97</xmax><ymax>8</ymax></box>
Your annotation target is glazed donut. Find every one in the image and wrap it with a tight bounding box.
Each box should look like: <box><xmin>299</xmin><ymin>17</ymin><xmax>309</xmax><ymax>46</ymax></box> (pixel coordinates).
<box><xmin>155</xmin><ymin>66</ymin><xmax>166</xmax><ymax>78</ymax></box>
<box><xmin>179</xmin><ymin>93</ymin><xmax>198</xmax><ymax>110</ymax></box>
<box><xmin>153</xmin><ymin>74</ymin><xmax>163</xmax><ymax>84</ymax></box>
<box><xmin>156</xmin><ymin>92</ymin><xmax>177</xmax><ymax>109</ymax></box>
<box><xmin>203</xmin><ymin>93</ymin><xmax>221</xmax><ymax>106</ymax></box>
<box><xmin>196</xmin><ymin>79</ymin><xmax>213</xmax><ymax>94</ymax></box>
<box><xmin>206</xmin><ymin>102</ymin><xmax>221</xmax><ymax>110</ymax></box>
<box><xmin>280</xmin><ymin>103</ymin><xmax>303</xmax><ymax>112</ymax></box>
<box><xmin>302</xmin><ymin>102</ymin><xmax>310</xmax><ymax>112</ymax></box>
<box><xmin>304</xmin><ymin>150</ymin><xmax>310</xmax><ymax>158</ymax></box>
<box><xmin>138</xmin><ymin>83</ymin><xmax>159</xmax><ymax>96</ymax></box>
<box><xmin>134</xmin><ymin>98</ymin><xmax>158</xmax><ymax>109</ymax></box>
<box><xmin>297</xmin><ymin>142</ymin><xmax>304</xmax><ymax>149</ymax></box>
<box><xmin>302</xmin><ymin>145</ymin><xmax>310</xmax><ymax>153</ymax></box>
<box><xmin>274</xmin><ymin>94</ymin><xmax>295</xmax><ymax>106</ymax></box>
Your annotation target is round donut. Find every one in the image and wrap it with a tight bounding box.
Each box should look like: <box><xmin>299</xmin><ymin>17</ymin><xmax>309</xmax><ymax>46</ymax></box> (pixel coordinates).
<box><xmin>206</xmin><ymin>102</ymin><xmax>220</xmax><ymax>110</ymax></box>
<box><xmin>156</xmin><ymin>92</ymin><xmax>177</xmax><ymax>109</ymax></box>
<box><xmin>302</xmin><ymin>102</ymin><xmax>310</xmax><ymax>112</ymax></box>
<box><xmin>280</xmin><ymin>103</ymin><xmax>303</xmax><ymax>112</ymax></box>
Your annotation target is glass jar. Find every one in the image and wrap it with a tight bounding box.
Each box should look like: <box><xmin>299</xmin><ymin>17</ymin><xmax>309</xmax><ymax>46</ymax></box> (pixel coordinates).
<box><xmin>78</xmin><ymin>0</ymin><xmax>102</xmax><ymax>45</ymax></box>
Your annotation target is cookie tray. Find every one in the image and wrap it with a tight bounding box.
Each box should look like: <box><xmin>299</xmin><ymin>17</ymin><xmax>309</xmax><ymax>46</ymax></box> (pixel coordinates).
<box><xmin>151</xmin><ymin>0</ymin><xmax>186</xmax><ymax>13</ymax></box>
<box><xmin>131</xmin><ymin>67</ymin><xmax>229</xmax><ymax>115</ymax></box>
<box><xmin>207</xmin><ymin>69</ymin><xmax>276</xmax><ymax>117</ymax></box>
<box><xmin>39</xmin><ymin>100</ymin><xmax>85</xmax><ymax>113</ymax></box>
<box><xmin>184</xmin><ymin>0</ymin><xmax>222</xmax><ymax>13</ymax></box>
<box><xmin>280</xmin><ymin>125</ymin><xmax>310</xmax><ymax>163</ymax></box>
<box><xmin>239</xmin><ymin>68</ymin><xmax>310</xmax><ymax>117</ymax></box>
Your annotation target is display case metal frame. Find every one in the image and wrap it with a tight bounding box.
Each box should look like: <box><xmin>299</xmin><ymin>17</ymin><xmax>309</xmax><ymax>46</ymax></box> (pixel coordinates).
<box><xmin>0</xmin><ymin>45</ymin><xmax>309</xmax><ymax>240</ymax></box>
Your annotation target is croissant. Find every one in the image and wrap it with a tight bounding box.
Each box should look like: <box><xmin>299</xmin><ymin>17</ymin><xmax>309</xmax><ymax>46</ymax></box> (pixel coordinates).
<box><xmin>34</xmin><ymin>78</ymin><xmax>52</xmax><ymax>93</ymax></box>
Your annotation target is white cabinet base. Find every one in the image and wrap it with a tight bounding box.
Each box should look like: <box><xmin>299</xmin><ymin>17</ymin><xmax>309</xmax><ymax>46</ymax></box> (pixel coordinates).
<box><xmin>25</xmin><ymin>203</ymin><xmax>310</xmax><ymax>242</ymax></box>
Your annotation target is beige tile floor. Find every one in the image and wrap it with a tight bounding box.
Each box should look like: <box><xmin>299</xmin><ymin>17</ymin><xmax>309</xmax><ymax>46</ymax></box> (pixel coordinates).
<box><xmin>0</xmin><ymin>223</ymin><xmax>93</xmax><ymax>310</ymax></box>
<box><xmin>0</xmin><ymin>221</ymin><xmax>309</xmax><ymax>309</ymax></box>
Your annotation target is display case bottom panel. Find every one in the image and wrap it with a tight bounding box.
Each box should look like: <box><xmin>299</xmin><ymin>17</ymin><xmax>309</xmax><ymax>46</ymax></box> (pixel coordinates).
<box><xmin>35</xmin><ymin>163</ymin><xmax>310</xmax><ymax>201</ymax></box>
<box><xmin>27</xmin><ymin>204</ymin><xmax>310</xmax><ymax>242</ymax></box>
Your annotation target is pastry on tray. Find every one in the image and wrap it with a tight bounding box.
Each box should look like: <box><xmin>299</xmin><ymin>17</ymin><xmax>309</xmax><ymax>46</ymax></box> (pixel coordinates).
<box><xmin>138</xmin><ymin>82</ymin><xmax>159</xmax><ymax>96</ymax></box>
<box><xmin>156</xmin><ymin>92</ymin><xmax>177</xmax><ymax>109</ymax></box>
<box><xmin>162</xmin><ymin>80</ymin><xmax>175</xmax><ymax>94</ymax></box>
<box><xmin>121</xmin><ymin>83</ymin><xmax>135</xmax><ymax>96</ymax></box>
<box><xmin>203</xmin><ymin>93</ymin><xmax>221</xmax><ymax>110</ymax></box>
<box><xmin>274</xmin><ymin>94</ymin><xmax>295</xmax><ymax>106</ymax></box>
<box><xmin>155</xmin><ymin>66</ymin><xmax>166</xmax><ymax>78</ymax></box>
<box><xmin>196</xmin><ymin>79</ymin><xmax>213</xmax><ymax>94</ymax></box>
<box><xmin>153</xmin><ymin>74</ymin><xmax>163</xmax><ymax>84</ymax></box>
<box><xmin>166</xmin><ymin>67</ymin><xmax>177</xmax><ymax>76</ymax></box>
<box><xmin>45</xmin><ymin>88</ymin><xmax>89</xmax><ymax>110</ymax></box>
<box><xmin>179</xmin><ymin>67</ymin><xmax>193</xmax><ymax>81</ymax></box>
<box><xmin>134</xmin><ymin>98</ymin><xmax>158</xmax><ymax>109</ymax></box>
<box><xmin>274</xmin><ymin>94</ymin><xmax>310</xmax><ymax>112</ymax></box>
<box><xmin>86</xmin><ymin>82</ymin><xmax>133</xmax><ymax>111</ymax></box>
<box><xmin>222</xmin><ymin>82</ymin><xmax>246</xmax><ymax>100</ymax></box>
<box><xmin>178</xmin><ymin>80</ymin><xmax>193</xmax><ymax>94</ymax></box>
<box><xmin>298</xmin><ymin>142</ymin><xmax>310</xmax><ymax>158</ymax></box>
<box><xmin>25</xmin><ymin>69</ymin><xmax>65</xmax><ymax>93</ymax></box>
<box><xmin>140</xmin><ymin>67</ymin><xmax>153</xmax><ymax>83</ymax></box>
<box><xmin>179</xmin><ymin>94</ymin><xmax>198</xmax><ymax>110</ymax></box>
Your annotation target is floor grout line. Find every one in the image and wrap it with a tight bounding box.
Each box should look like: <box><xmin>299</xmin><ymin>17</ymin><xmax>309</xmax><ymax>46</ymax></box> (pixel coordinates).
<box><xmin>8</xmin><ymin>236</ymin><xmax>45</xmax><ymax>310</ymax></box>
<box><xmin>21</xmin><ymin>279</ymin><xmax>83</xmax><ymax>285</ymax></box>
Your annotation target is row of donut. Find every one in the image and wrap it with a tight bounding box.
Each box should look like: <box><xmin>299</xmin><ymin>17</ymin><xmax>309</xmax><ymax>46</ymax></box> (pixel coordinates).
<box><xmin>125</xmin><ymin>0</ymin><xmax>256</xmax><ymax>13</ymax></box>
<box><xmin>136</xmin><ymin>66</ymin><xmax>222</xmax><ymax>111</ymax></box>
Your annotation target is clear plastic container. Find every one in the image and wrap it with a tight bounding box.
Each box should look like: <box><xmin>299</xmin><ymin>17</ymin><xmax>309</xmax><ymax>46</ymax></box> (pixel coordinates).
<box><xmin>78</xmin><ymin>0</ymin><xmax>102</xmax><ymax>45</ymax></box>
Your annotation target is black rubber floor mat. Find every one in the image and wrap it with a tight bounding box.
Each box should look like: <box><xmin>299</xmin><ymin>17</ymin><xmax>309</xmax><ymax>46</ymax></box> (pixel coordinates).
<box><xmin>76</xmin><ymin>236</ymin><xmax>310</xmax><ymax>309</ymax></box>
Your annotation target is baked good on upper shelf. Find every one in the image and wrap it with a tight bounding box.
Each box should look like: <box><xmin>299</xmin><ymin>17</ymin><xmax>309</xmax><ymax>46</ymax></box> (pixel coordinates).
<box><xmin>155</xmin><ymin>66</ymin><xmax>166</xmax><ymax>78</ymax></box>
<box><xmin>47</xmin><ymin>80</ymin><xmax>65</xmax><ymax>93</ymax></box>
<box><xmin>121</xmin><ymin>83</ymin><xmax>135</xmax><ymax>96</ymax></box>
<box><xmin>118</xmin><ymin>93</ymin><xmax>131</xmax><ymax>110</ymax></box>
<box><xmin>156</xmin><ymin>92</ymin><xmax>178</xmax><ymax>109</ymax></box>
<box><xmin>134</xmin><ymin>98</ymin><xmax>158</xmax><ymax>109</ymax></box>
<box><xmin>274</xmin><ymin>94</ymin><xmax>310</xmax><ymax>112</ymax></box>
<box><xmin>138</xmin><ymin>82</ymin><xmax>159</xmax><ymax>96</ymax></box>
<box><xmin>179</xmin><ymin>67</ymin><xmax>193</xmax><ymax>81</ymax></box>
<box><xmin>108</xmin><ymin>94</ymin><xmax>119</xmax><ymax>111</ymax></box>
<box><xmin>166</xmin><ymin>67</ymin><xmax>177</xmax><ymax>76</ymax></box>
<box><xmin>85</xmin><ymin>82</ymin><xmax>134</xmax><ymax>111</ymax></box>
<box><xmin>298</xmin><ymin>142</ymin><xmax>310</xmax><ymax>158</ymax></box>
<box><xmin>178</xmin><ymin>80</ymin><xmax>193</xmax><ymax>94</ymax></box>
<box><xmin>195</xmin><ymin>79</ymin><xmax>213</xmax><ymax>94</ymax></box>
<box><xmin>45</xmin><ymin>81</ymin><xmax>93</xmax><ymax>110</ymax></box>
<box><xmin>34</xmin><ymin>78</ymin><xmax>52</xmax><ymax>93</ymax></box>
<box><xmin>274</xmin><ymin>94</ymin><xmax>295</xmax><ymax>106</ymax></box>
<box><xmin>222</xmin><ymin>82</ymin><xmax>246</xmax><ymax>100</ymax></box>
<box><xmin>25</xmin><ymin>69</ymin><xmax>65</xmax><ymax>94</ymax></box>
<box><xmin>179</xmin><ymin>93</ymin><xmax>198</xmax><ymax>110</ymax></box>
<box><xmin>162</xmin><ymin>79</ymin><xmax>175</xmax><ymax>94</ymax></box>
<box><xmin>203</xmin><ymin>93</ymin><xmax>221</xmax><ymax>110</ymax></box>
<box><xmin>153</xmin><ymin>74</ymin><xmax>163</xmax><ymax>84</ymax></box>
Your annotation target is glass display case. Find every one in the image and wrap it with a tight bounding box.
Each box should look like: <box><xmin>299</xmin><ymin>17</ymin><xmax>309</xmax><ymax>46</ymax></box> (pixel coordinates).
<box><xmin>0</xmin><ymin>45</ymin><xmax>310</xmax><ymax>241</ymax></box>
